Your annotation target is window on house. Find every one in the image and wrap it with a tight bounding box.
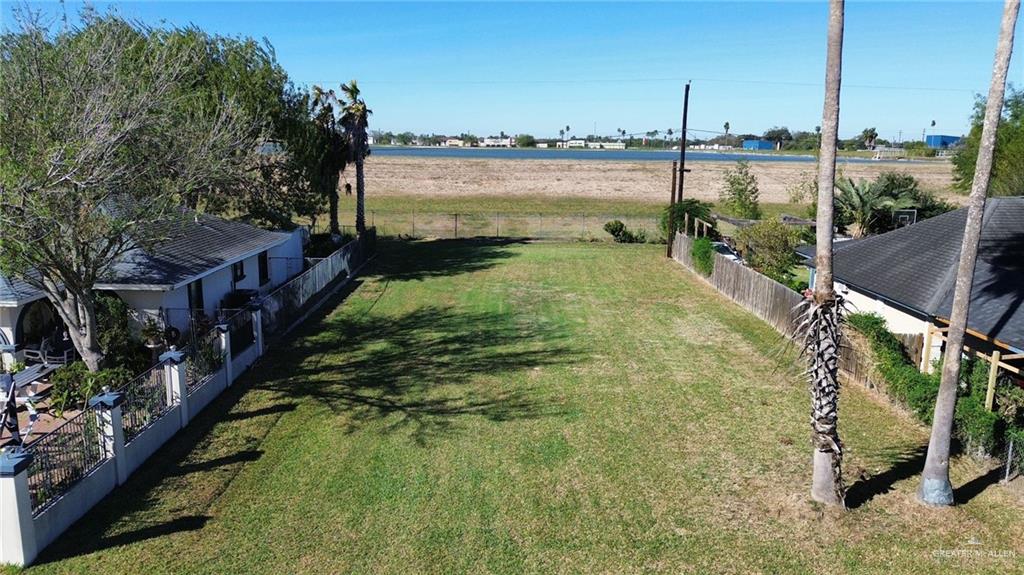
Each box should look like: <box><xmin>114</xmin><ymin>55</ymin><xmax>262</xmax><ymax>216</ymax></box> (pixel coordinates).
<box><xmin>187</xmin><ymin>279</ymin><xmax>205</xmax><ymax>312</ymax></box>
<box><xmin>232</xmin><ymin>261</ymin><xmax>245</xmax><ymax>285</ymax></box>
<box><xmin>258</xmin><ymin>252</ymin><xmax>270</xmax><ymax>286</ymax></box>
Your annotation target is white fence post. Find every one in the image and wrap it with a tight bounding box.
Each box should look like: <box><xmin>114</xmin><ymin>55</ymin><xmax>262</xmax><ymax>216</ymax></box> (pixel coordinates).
<box><xmin>88</xmin><ymin>388</ymin><xmax>128</xmax><ymax>485</ymax></box>
<box><xmin>160</xmin><ymin>349</ymin><xmax>189</xmax><ymax>427</ymax></box>
<box><xmin>218</xmin><ymin>323</ymin><xmax>233</xmax><ymax>385</ymax></box>
<box><xmin>249</xmin><ymin>303</ymin><xmax>264</xmax><ymax>358</ymax></box>
<box><xmin>0</xmin><ymin>449</ymin><xmax>38</xmax><ymax>566</ymax></box>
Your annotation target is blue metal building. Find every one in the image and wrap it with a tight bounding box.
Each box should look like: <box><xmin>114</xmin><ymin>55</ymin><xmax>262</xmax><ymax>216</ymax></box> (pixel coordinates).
<box><xmin>925</xmin><ymin>135</ymin><xmax>961</xmax><ymax>149</ymax></box>
<box><xmin>742</xmin><ymin>139</ymin><xmax>775</xmax><ymax>151</ymax></box>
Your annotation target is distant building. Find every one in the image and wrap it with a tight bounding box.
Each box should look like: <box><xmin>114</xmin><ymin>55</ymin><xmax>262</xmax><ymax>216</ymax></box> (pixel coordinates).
<box><xmin>925</xmin><ymin>135</ymin><xmax>961</xmax><ymax>149</ymax></box>
<box><xmin>481</xmin><ymin>137</ymin><xmax>515</xmax><ymax>148</ymax></box>
<box><xmin>742</xmin><ymin>139</ymin><xmax>775</xmax><ymax>151</ymax></box>
<box><xmin>536</xmin><ymin>142</ymin><xmax>549</xmax><ymax>148</ymax></box>
<box><xmin>584</xmin><ymin>141</ymin><xmax>626</xmax><ymax>150</ymax></box>
<box><xmin>694</xmin><ymin>143</ymin><xmax>734</xmax><ymax>151</ymax></box>
<box><xmin>443</xmin><ymin>138</ymin><xmax>464</xmax><ymax>147</ymax></box>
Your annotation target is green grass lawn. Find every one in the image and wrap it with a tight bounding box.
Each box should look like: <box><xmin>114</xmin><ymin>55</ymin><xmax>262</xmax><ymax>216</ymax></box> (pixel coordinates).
<box><xmin>18</xmin><ymin>240</ymin><xmax>1022</xmax><ymax>574</ymax></box>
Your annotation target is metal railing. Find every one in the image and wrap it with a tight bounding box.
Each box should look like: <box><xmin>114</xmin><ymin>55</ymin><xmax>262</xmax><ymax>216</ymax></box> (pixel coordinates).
<box><xmin>119</xmin><ymin>362</ymin><xmax>171</xmax><ymax>442</ymax></box>
<box><xmin>225</xmin><ymin>310</ymin><xmax>255</xmax><ymax>356</ymax></box>
<box><xmin>184</xmin><ymin>327</ymin><xmax>224</xmax><ymax>392</ymax></box>
<box><xmin>26</xmin><ymin>409</ymin><xmax>108</xmax><ymax>514</ymax></box>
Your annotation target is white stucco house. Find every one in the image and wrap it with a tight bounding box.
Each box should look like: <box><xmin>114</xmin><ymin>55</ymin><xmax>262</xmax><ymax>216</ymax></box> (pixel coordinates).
<box><xmin>799</xmin><ymin>197</ymin><xmax>1024</xmax><ymax>374</ymax></box>
<box><xmin>0</xmin><ymin>212</ymin><xmax>304</xmax><ymax>368</ymax></box>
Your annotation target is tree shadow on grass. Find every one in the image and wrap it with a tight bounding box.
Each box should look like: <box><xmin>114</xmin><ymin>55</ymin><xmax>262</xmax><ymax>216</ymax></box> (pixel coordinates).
<box><xmin>256</xmin><ymin>303</ymin><xmax>579</xmax><ymax>445</ymax></box>
<box><xmin>846</xmin><ymin>445</ymin><xmax>928</xmax><ymax>509</ymax></box>
<box><xmin>373</xmin><ymin>237</ymin><xmax>528</xmax><ymax>283</ymax></box>
<box><xmin>37</xmin><ymin>238</ymin><xmax>570</xmax><ymax>563</ymax></box>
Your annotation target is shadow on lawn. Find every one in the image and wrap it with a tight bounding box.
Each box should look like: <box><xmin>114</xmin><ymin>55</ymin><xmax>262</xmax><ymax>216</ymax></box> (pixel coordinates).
<box><xmin>374</xmin><ymin>237</ymin><xmax>527</xmax><ymax>282</ymax></box>
<box><xmin>37</xmin><ymin>237</ymin><xmax>567</xmax><ymax>564</ymax></box>
<box><xmin>257</xmin><ymin>301</ymin><xmax>578</xmax><ymax>445</ymax></box>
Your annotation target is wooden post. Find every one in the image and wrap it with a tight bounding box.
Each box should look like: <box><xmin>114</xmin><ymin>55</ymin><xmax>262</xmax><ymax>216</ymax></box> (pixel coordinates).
<box><xmin>684</xmin><ymin>212</ymin><xmax>690</xmax><ymax>237</ymax></box>
<box><xmin>985</xmin><ymin>350</ymin><xmax>1001</xmax><ymax>411</ymax></box>
<box><xmin>667</xmin><ymin>161</ymin><xmax>677</xmax><ymax>257</ymax></box>
<box><xmin>921</xmin><ymin>324</ymin><xmax>934</xmax><ymax>373</ymax></box>
<box><xmin>670</xmin><ymin>160</ymin><xmax>678</xmax><ymax>204</ymax></box>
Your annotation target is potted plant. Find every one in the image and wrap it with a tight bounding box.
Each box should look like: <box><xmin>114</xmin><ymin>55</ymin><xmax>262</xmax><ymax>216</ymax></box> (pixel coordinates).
<box><xmin>141</xmin><ymin>318</ymin><xmax>164</xmax><ymax>349</ymax></box>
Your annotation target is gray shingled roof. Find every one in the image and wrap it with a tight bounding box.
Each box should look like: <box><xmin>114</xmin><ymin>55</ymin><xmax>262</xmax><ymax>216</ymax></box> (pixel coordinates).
<box><xmin>100</xmin><ymin>212</ymin><xmax>290</xmax><ymax>289</ymax></box>
<box><xmin>0</xmin><ymin>273</ymin><xmax>44</xmax><ymax>306</ymax></box>
<box><xmin>803</xmin><ymin>197</ymin><xmax>1024</xmax><ymax>350</ymax></box>
<box><xmin>1</xmin><ymin>213</ymin><xmax>290</xmax><ymax>303</ymax></box>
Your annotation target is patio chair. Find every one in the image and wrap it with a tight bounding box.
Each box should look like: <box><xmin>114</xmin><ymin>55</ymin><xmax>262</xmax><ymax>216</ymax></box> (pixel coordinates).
<box><xmin>23</xmin><ymin>336</ymin><xmax>75</xmax><ymax>366</ymax></box>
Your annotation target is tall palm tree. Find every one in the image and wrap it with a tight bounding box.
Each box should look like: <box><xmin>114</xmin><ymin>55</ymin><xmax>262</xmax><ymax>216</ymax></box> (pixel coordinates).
<box><xmin>340</xmin><ymin>80</ymin><xmax>372</xmax><ymax>235</ymax></box>
<box><xmin>723</xmin><ymin>121</ymin><xmax>730</xmax><ymax>136</ymax></box>
<box><xmin>919</xmin><ymin>0</ymin><xmax>1019</xmax><ymax>507</ymax></box>
<box><xmin>800</xmin><ymin>0</ymin><xmax>846</xmax><ymax>507</ymax></box>
<box><xmin>310</xmin><ymin>85</ymin><xmax>347</xmax><ymax>237</ymax></box>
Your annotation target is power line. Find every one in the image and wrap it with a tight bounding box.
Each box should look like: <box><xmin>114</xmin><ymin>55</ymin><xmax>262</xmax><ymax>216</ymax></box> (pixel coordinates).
<box><xmin>294</xmin><ymin>75</ymin><xmax>982</xmax><ymax>94</ymax></box>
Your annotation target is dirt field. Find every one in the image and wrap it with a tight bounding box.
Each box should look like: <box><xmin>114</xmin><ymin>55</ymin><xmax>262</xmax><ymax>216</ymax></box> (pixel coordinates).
<box><xmin>365</xmin><ymin>155</ymin><xmax>957</xmax><ymax>204</ymax></box>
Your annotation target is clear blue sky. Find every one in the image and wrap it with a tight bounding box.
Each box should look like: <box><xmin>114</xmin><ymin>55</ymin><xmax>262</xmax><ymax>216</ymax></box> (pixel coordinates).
<box><xmin>4</xmin><ymin>1</ymin><xmax>1022</xmax><ymax>141</ymax></box>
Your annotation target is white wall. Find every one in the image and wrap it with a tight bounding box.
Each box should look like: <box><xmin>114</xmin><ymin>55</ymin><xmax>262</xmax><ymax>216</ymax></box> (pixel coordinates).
<box><xmin>0</xmin><ymin>306</ymin><xmax>18</xmax><ymax>367</ymax></box>
<box><xmin>268</xmin><ymin>231</ymin><xmax>304</xmax><ymax>288</ymax></box>
<box><xmin>834</xmin><ymin>281</ymin><xmax>931</xmax><ymax>337</ymax></box>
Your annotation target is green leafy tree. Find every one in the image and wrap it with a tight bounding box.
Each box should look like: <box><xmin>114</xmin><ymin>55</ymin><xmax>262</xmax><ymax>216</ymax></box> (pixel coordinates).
<box><xmin>734</xmin><ymin>220</ymin><xmax>800</xmax><ymax>283</ymax></box>
<box><xmin>516</xmin><ymin>134</ymin><xmax>537</xmax><ymax>147</ymax></box>
<box><xmin>952</xmin><ymin>87</ymin><xmax>1024</xmax><ymax>196</ymax></box>
<box><xmin>660</xmin><ymin>199</ymin><xmax>715</xmax><ymax>238</ymax></box>
<box><xmin>719</xmin><ymin>160</ymin><xmax>762</xmax><ymax>219</ymax></box>
<box><xmin>0</xmin><ymin>10</ymin><xmax>260</xmax><ymax>371</ymax></box>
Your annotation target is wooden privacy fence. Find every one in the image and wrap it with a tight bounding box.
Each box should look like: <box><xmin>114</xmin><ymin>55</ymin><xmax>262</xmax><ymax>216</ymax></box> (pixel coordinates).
<box><xmin>672</xmin><ymin>232</ymin><xmax>802</xmax><ymax>337</ymax></box>
<box><xmin>672</xmin><ymin>232</ymin><xmax>925</xmax><ymax>379</ymax></box>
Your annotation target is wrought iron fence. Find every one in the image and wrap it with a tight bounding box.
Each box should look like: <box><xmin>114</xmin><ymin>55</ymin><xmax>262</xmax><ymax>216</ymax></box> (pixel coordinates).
<box><xmin>185</xmin><ymin>327</ymin><xmax>224</xmax><ymax>392</ymax></box>
<box><xmin>225</xmin><ymin>310</ymin><xmax>255</xmax><ymax>356</ymax></box>
<box><xmin>26</xmin><ymin>409</ymin><xmax>108</xmax><ymax>514</ymax></box>
<box><xmin>118</xmin><ymin>361</ymin><xmax>170</xmax><ymax>442</ymax></box>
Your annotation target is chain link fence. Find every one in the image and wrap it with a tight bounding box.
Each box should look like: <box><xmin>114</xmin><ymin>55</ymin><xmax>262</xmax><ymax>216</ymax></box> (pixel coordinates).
<box><xmin>318</xmin><ymin>212</ymin><xmax>662</xmax><ymax>241</ymax></box>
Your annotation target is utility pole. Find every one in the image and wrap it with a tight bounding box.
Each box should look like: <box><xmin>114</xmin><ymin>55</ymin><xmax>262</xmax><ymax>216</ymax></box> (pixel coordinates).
<box><xmin>677</xmin><ymin>82</ymin><xmax>691</xmax><ymax>201</ymax></box>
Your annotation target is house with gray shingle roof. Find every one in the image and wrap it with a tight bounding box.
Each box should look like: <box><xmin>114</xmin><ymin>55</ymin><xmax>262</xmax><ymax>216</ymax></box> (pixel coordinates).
<box><xmin>1</xmin><ymin>212</ymin><xmax>304</xmax><ymax>367</ymax></box>
<box><xmin>799</xmin><ymin>197</ymin><xmax>1024</xmax><ymax>371</ymax></box>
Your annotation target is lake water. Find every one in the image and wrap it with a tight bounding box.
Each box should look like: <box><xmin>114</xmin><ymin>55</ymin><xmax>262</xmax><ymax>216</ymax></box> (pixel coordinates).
<box><xmin>371</xmin><ymin>146</ymin><xmax>926</xmax><ymax>164</ymax></box>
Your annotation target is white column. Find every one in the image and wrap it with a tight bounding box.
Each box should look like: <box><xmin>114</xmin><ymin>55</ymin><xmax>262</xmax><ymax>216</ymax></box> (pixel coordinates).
<box><xmin>0</xmin><ymin>449</ymin><xmax>38</xmax><ymax>566</ymax></box>
<box><xmin>249</xmin><ymin>305</ymin><xmax>264</xmax><ymax>357</ymax></box>
<box><xmin>88</xmin><ymin>388</ymin><xmax>127</xmax><ymax>485</ymax></box>
<box><xmin>217</xmin><ymin>324</ymin><xmax>233</xmax><ymax>385</ymax></box>
<box><xmin>160</xmin><ymin>349</ymin><xmax>189</xmax><ymax>427</ymax></box>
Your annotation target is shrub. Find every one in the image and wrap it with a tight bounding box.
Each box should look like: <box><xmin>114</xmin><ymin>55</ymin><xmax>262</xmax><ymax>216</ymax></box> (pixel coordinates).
<box><xmin>691</xmin><ymin>237</ymin><xmax>715</xmax><ymax>276</ymax></box>
<box><xmin>660</xmin><ymin>199</ymin><xmax>716</xmax><ymax>238</ymax></box>
<box><xmin>845</xmin><ymin>312</ymin><xmax>1017</xmax><ymax>456</ymax></box>
<box><xmin>733</xmin><ymin>220</ymin><xmax>800</xmax><ymax>284</ymax></box>
<box><xmin>603</xmin><ymin>220</ymin><xmax>647</xmax><ymax>243</ymax></box>
<box><xmin>49</xmin><ymin>362</ymin><xmax>133</xmax><ymax>416</ymax></box>
<box><xmin>95</xmin><ymin>292</ymin><xmax>150</xmax><ymax>373</ymax></box>
<box><xmin>719</xmin><ymin>160</ymin><xmax>762</xmax><ymax>219</ymax></box>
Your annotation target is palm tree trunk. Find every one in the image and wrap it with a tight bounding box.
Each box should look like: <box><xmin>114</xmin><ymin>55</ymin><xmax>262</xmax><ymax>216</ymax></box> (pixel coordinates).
<box><xmin>809</xmin><ymin>0</ymin><xmax>845</xmax><ymax>507</ymax></box>
<box><xmin>355</xmin><ymin>131</ymin><xmax>367</xmax><ymax>235</ymax></box>
<box><xmin>919</xmin><ymin>0</ymin><xmax>1019</xmax><ymax>507</ymax></box>
<box><xmin>329</xmin><ymin>182</ymin><xmax>341</xmax><ymax>236</ymax></box>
